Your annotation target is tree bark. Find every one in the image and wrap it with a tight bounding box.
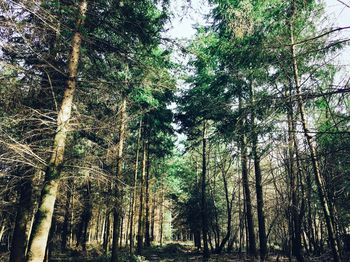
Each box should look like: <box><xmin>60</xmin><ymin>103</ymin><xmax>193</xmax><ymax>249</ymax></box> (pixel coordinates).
<box><xmin>61</xmin><ymin>180</ymin><xmax>72</xmax><ymax>251</ymax></box>
<box><xmin>249</xmin><ymin>84</ymin><xmax>267</xmax><ymax>260</ymax></box>
<box><xmin>136</xmin><ymin>139</ymin><xmax>147</xmax><ymax>254</ymax></box>
<box><xmin>215</xmin><ymin>158</ymin><xmax>233</xmax><ymax>254</ymax></box>
<box><xmin>10</xmin><ymin>177</ymin><xmax>33</xmax><ymax>262</ymax></box>
<box><xmin>103</xmin><ymin>212</ymin><xmax>111</xmax><ymax>253</ymax></box>
<box><xmin>286</xmin><ymin>82</ymin><xmax>304</xmax><ymax>262</ymax></box>
<box><xmin>26</xmin><ymin>1</ymin><xmax>87</xmax><ymax>261</ymax></box>
<box><xmin>77</xmin><ymin>182</ymin><xmax>92</xmax><ymax>252</ymax></box>
<box><xmin>150</xmin><ymin>190</ymin><xmax>156</xmax><ymax>242</ymax></box>
<box><xmin>129</xmin><ymin>120</ymin><xmax>142</xmax><ymax>253</ymax></box>
<box><xmin>306</xmin><ymin>168</ymin><xmax>317</xmax><ymax>253</ymax></box>
<box><xmin>111</xmin><ymin>97</ymin><xmax>127</xmax><ymax>262</ymax></box>
<box><xmin>201</xmin><ymin>121</ymin><xmax>210</xmax><ymax>258</ymax></box>
<box><xmin>144</xmin><ymin>142</ymin><xmax>151</xmax><ymax>247</ymax></box>
<box><xmin>159</xmin><ymin>178</ymin><xmax>164</xmax><ymax>247</ymax></box>
<box><xmin>119</xmin><ymin>215</ymin><xmax>124</xmax><ymax>247</ymax></box>
<box><xmin>289</xmin><ymin>2</ymin><xmax>341</xmax><ymax>261</ymax></box>
<box><xmin>238</xmin><ymin>173</ymin><xmax>243</xmax><ymax>255</ymax></box>
<box><xmin>194</xmin><ymin>231</ymin><xmax>201</xmax><ymax>249</ymax></box>
<box><xmin>239</xmin><ymin>97</ymin><xmax>256</xmax><ymax>256</ymax></box>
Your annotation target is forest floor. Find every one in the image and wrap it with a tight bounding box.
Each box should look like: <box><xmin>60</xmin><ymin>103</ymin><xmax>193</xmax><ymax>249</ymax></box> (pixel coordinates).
<box><xmin>46</xmin><ymin>242</ymin><xmax>303</xmax><ymax>262</ymax></box>
<box><xmin>0</xmin><ymin>242</ymin><xmax>341</xmax><ymax>261</ymax></box>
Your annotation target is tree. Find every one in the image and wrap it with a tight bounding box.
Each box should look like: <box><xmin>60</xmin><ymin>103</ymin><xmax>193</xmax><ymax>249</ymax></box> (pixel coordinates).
<box><xmin>26</xmin><ymin>1</ymin><xmax>88</xmax><ymax>261</ymax></box>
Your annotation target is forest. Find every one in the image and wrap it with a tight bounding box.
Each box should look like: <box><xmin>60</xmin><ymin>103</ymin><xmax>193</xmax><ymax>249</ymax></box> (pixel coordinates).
<box><xmin>0</xmin><ymin>0</ymin><xmax>349</xmax><ymax>261</ymax></box>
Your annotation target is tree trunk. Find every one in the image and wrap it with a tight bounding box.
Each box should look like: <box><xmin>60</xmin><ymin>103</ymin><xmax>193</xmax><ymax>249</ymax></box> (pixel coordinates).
<box><xmin>253</xmin><ymin>145</ymin><xmax>267</xmax><ymax>259</ymax></box>
<box><xmin>306</xmin><ymin>169</ymin><xmax>316</xmax><ymax>253</ymax></box>
<box><xmin>289</xmin><ymin>2</ymin><xmax>341</xmax><ymax>261</ymax></box>
<box><xmin>10</xmin><ymin>177</ymin><xmax>33</xmax><ymax>262</ymax></box>
<box><xmin>103</xmin><ymin>212</ymin><xmax>111</xmax><ymax>253</ymax></box>
<box><xmin>239</xmin><ymin>97</ymin><xmax>256</xmax><ymax>256</ymax></box>
<box><xmin>129</xmin><ymin>120</ymin><xmax>142</xmax><ymax>253</ymax></box>
<box><xmin>150</xmin><ymin>191</ymin><xmax>156</xmax><ymax>242</ymax></box>
<box><xmin>216</xmin><ymin>158</ymin><xmax>233</xmax><ymax>254</ymax></box>
<box><xmin>119</xmin><ymin>215</ymin><xmax>124</xmax><ymax>247</ymax></box>
<box><xmin>201</xmin><ymin>121</ymin><xmax>210</xmax><ymax>258</ymax></box>
<box><xmin>125</xmin><ymin>198</ymin><xmax>131</xmax><ymax>248</ymax></box>
<box><xmin>26</xmin><ymin>1</ymin><xmax>87</xmax><ymax>261</ymax></box>
<box><xmin>111</xmin><ymin>98</ymin><xmax>127</xmax><ymax>262</ymax></box>
<box><xmin>44</xmin><ymin>216</ymin><xmax>55</xmax><ymax>262</ymax></box>
<box><xmin>250</xmin><ymin>84</ymin><xmax>267</xmax><ymax>260</ymax></box>
<box><xmin>77</xmin><ymin>182</ymin><xmax>92</xmax><ymax>252</ymax></box>
<box><xmin>136</xmin><ymin>139</ymin><xmax>147</xmax><ymax>254</ymax></box>
<box><xmin>194</xmin><ymin>231</ymin><xmax>201</xmax><ymax>249</ymax></box>
<box><xmin>61</xmin><ymin>180</ymin><xmax>72</xmax><ymax>251</ymax></box>
<box><xmin>159</xmin><ymin>179</ymin><xmax>164</xmax><ymax>247</ymax></box>
<box><xmin>144</xmin><ymin>142</ymin><xmax>151</xmax><ymax>247</ymax></box>
<box><xmin>286</xmin><ymin>82</ymin><xmax>304</xmax><ymax>262</ymax></box>
<box><xmin>238</xmin><ymin>174</ymin><xmax>243</xmax><ymax>255</ymax></box>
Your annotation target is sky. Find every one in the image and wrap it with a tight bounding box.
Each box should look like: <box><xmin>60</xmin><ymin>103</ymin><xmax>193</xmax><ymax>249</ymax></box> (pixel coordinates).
<box><xmin>325</xmin><ymin>0</ymin><xmax>350</xmax><ymax>28</ymax></box>
<box><xmin>324</xmin><ymin>0</ymin><xmax>350</xmax><ymax>69</ymax></box>
<box><xmin>164</xmin><ymin>0</ymin><xmax>211</xmax><ymax>40</ymax></box>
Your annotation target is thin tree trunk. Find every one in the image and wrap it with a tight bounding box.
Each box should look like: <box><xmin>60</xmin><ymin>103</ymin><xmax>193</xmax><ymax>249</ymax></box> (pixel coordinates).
<box><xmin>69</xmin><ymin>188</ymin><xmax>75</xmax><ymax>248</ymax></box>
<box><xmin>209</xmin><ymin>185</ymin><xmax>220</xmax><ymax>250</ymax></box>
<box><xmin>144</xmin><ymin>141</ymin><xmax>151</xmax><ymax>247</ymax></box>
<box><xmin>103</xmin><ymin>212</ymin><xmax>110</xmax><ymax>253</ymax></box>
<box><xmin>239</xmin><ymin>97</ymin><xmax>256</xmax><ymax>256</ymax></box>
<box><xmin>80</xmin><ymin>182</ymin><xmax>92</xmax><ymax>252</ymax></box>
<box><xmin>129</xmin><ymin>120</ymin><xmax>142</xmax><ymax>253</ymax></box>
<box><xmin>238</xmin><ymin>174</ymin><xmax>243</xmax><ymax>255</ymax></box>
<box><xmin>159</xmin><ymin>179</ymin><xmax>164</xmax><ymax>247</ymax></box>
<box><xmin>0</xmin><ymin>219</ymin><xmax>6</xmax><ymax>244</ymax></box>
<box><xmin>150</xmin><ymin>190</ymin><xmax>156</xmax><ymax>242</ymax></box>
<box><xmin>100</xmin><ymin>210</ymin><xmax>106</xmax><ymax>244</ymax></box>
<box><xmin>136</xmin><ymin>139</ymin><xmax>147</xmax><ymax>254</ymax></box>
<box><xmin>211</xmin><ymin>155</ymin><xmax>220</xmax><ymax>250</ymax></box>
<box><xmin>286</xmin><ymin>82</ymin><xmax>304</xmax><ymax>262</ymax></box>
<box><xmin>201</xmin><ymin>121</ymin><xmax>210</xmax><ymax>258</ymax></box>
<box><xmin>289</xmin><ymin>116</ymin><xmax>304</xmax><ymax>262</ymax></box>
<box><xmin>119</xmin><ymin>215</ymin><xmax>124</xmax><ymax>247</ymax></box>
<box><xmin>306</xmin><ymin>169</ymin><xmax>316</xmax><ymax>253</ymax></box>
<box><xmin>26</xmin><ymin>1</ymin><xmax>87</xmax><ymax>261</ymax></box>
<box><xmin>249</xmin><ymin>84</ymin><xmax>267</xmax><ymax>260</ymax></box>
<box><xmin>216</xmin><ymin>157</ymin><xmax>233</xmax><ymax>254</ymax></box>
<box><xmin>289</xmin><ymin>2</ymin><xmax>341</xmax><ymax>261</ymax></box>
<box><xmin>111</xmin><ymin>98</ymin><xmax>127</xmax><ymax>262</ymax></box>
<box><xmin>125</xmin><ymin>199</ymin><xmax>131</xmax><ymax>248</ymax></box>
<box><xmin>61</xmin><ymin>180</ymin><xmax>72</xmax><ymax>251</ymax></box>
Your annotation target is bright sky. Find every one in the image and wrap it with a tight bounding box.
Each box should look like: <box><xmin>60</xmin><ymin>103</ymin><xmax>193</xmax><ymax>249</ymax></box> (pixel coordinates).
<box><xmin>325</xmin><ymin>0</ymin><xmax>350</xmax><ymax>28</ymax></box>
<box><xmin>164</xmin><ymin>0</ymin><xmax>211</xmax><ymax>40</ymax></box>
<box><xmin>324</xmin><ymin>0</ymin><xmax>350</xmax><ymax>71</ymax></box>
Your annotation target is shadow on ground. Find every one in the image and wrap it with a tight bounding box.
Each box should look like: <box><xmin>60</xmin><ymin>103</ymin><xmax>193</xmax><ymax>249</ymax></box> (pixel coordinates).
<box><xmin>47</xmin><ymin>243</ymin><xmax>343</xmax><ymax>261</ymax></box>
<box><xmin>48</xmin><ymin>243</ymin><xmax>260</xmax><ymax>261</ymax></box>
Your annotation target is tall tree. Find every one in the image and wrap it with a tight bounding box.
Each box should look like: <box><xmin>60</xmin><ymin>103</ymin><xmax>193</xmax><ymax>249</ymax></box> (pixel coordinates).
<box><xmin>26</xmin><ymin>1</ymin><xmax>88</xmax><ymax>260</ymax></box>
<box><xmin>288</xmin><ymin>1</ymin><xmax>341</xmax><ymax>260</ymax></box>
<box><xmin>111</xmin><ymin>97</ymin><xmax>127</xmax><ymax>262</ymax></box>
